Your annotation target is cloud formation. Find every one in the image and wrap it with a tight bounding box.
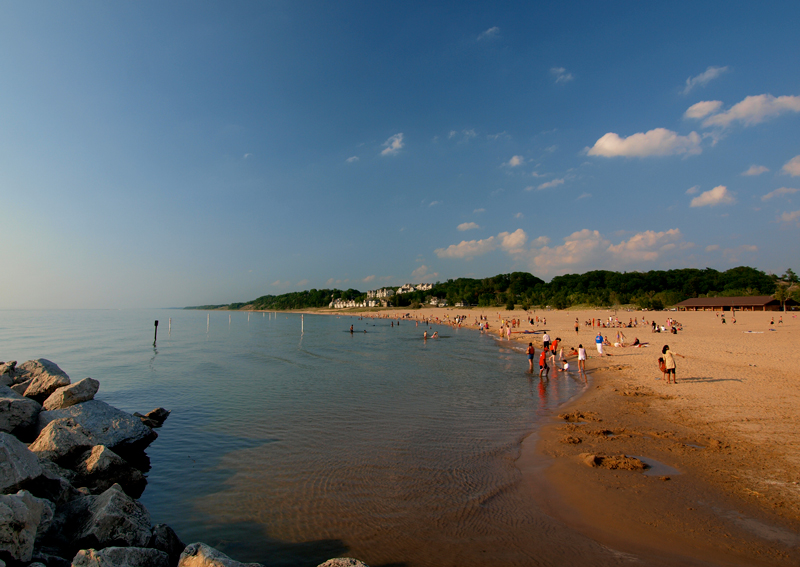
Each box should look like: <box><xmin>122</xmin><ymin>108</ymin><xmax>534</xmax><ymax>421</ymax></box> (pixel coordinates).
<box><xmin>457</xmin><ymin>222</ymin><xmax>480</xmax><ymax>231</ymax></box>
<box><xmin>587</xmin><ymin>128</ymin><xmax>701</xmax><ymax>157</ymax></box>
<box><xmin>478</xmin><ymin>27</ymin><xmax>499</xmax><ymax>40</ymax></box>
<box><xmin>742</xmin><ymin>165</ymin><xmax>768</xmax><ymax>176</ymax></box>
<box><xmin>434</xmin><ymin>229</ymin><xmax>526</xmax><ymax>259</ymax></box>
<box><xmin>681</xmin><ymin>66</ymin><xmax>729</xmax><ymax>94</ymax></box>
<box><xmin>684</xmin><ymin>100</ymin><xmax>723</xmax><ymax>119</ymax></box>
<box><xmin>551</xmin><ymin>67</ymin><xmax>574</xmax><ymax>83</ymax></box>
<box><xmin>346</xmin><ymin>156</ymin><xmax>359</xmax><ymax>163</ymax></box>
<box><xmin>381</xmin><ymin>133</ymin><xmax>404</xmax><ymax>156</ymax></box>
<box><xmin>762</xmin><ymin>187</ymin><xmax>799</xmax><ymax>201</ymax></box>
<box><xmin>690</xmin><ymin>94</ymin><xmax>800</xmax><ymax>128</ymax></box>
<box><xmin>690</xmin><ymin>185</ymin><xmax>736</xmax><ymax>207</ymax></box>
<box><xmin>504</xmin><ymin>155</ymin><xmax>524</xmax><ymax>167</ymax></box>
<box><xmin>779</xmin><ymin>210</ymin><xmax>800</xmax><ymax>224</ymax></box>
<box><xmin>686</xmin><ymin>185</ymin><xmax>700</xmax><ymax>195</ymax></box>
<box><xmin>537</xmin><ymin>178</ymin><xmax>564</xmax><ymax>190</ymax></box>
<box><xmin>783</xmin><ymin>155</ymin><xmax>800</xmax><ymax>176</ymax></box>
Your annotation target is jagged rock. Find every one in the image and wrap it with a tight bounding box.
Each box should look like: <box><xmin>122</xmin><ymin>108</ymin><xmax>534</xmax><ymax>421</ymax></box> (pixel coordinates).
<box><xmin>133</xmin><ymin>408</ymin><xmax>170</xmax><ymax>429</ymax></box>
<box><xmin>44</xmin><ymin>484</ymin><xmax>152</xmax><ymax>556</ymax></box>
<box><xmin>178</xmin><ymin>543</ymin><xmax>264</xmax><ymax>567</ymax></box>
<box><xmin>0</xmin><ymin>361</ymin><xmax>16</xmax><ymax>377</ymax></box>
<box><xmin>0</xmin><ymin>490</ymin><xmax>55</xmax><ymax>562</ymax></box>
<box><xmin>0</xmin><ymin>432</ymin><xmax>43</xmax><ymax>493</ymax></box>
<box><xmin>37</xmin><ymin>401</ymin><xmax>157</xmax><ymax>457</ymax></box>
<box><xmin>43</xmin><ymin>379</ymin><xmax>99</xmax><ymax>412</ymax></box>
<box><xmin>148</xmin><ymin>524</ymin><xmax>185</xmax><ymax>567</ymax></box>
<box><xmin>17</xmin><ymin>360</ymin><xmax>70</xmax><ymax>403</ymax></box>
<box><xmin>317</xmin><ymin>560</ymin><xmax>369</xmax><ymax>567</ymax></box>
<box><xmin>10</xmin><ymin>381</ymin><xmax>30</xmax><ymax>396</ymax></box>
<box><xmin>74</xmin><ymin>446</ymin><xmax>145</xmax><ymax>498</ymax></box>
<box><xmin>72</xmin><ymin>547</ymin><xmax>170</xmax><ymax>567</ymax></box>
<box><xmin>29</xmin><ymin>419</ymin><xmax>94</xmax><ymax>464</ymax></box>
<box><xmin>0</xmin><ymin>386</ymin><xmax>41</xmax><ymax>435</ymax></box>
<box><xmin>32</xmin><ymin>549</ymin><xmax>71</xmax><ymax>567</ymax></box>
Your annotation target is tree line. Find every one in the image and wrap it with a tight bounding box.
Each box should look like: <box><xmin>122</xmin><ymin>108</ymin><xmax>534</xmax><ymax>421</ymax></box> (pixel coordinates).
<box><xmin>185</xmin><ymin>266</ymin><xmax>796</xmax><ymax>311</ymax></box>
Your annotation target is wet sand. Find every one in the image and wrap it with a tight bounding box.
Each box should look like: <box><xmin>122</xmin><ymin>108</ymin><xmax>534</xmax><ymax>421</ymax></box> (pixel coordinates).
<box><xmin>284</xmin><ymin>306</ymin><xmax>800</xmax><ymax>564</ymax></box>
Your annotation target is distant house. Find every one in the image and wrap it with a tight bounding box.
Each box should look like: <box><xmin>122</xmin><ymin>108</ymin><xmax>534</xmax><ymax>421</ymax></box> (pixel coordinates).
<box><xmin>397</xmin><ymin>284</ymin><xmax>416</xmax><ymax>294</ymax></box>
<box><xmin>675</xmin><ymin>296</ymin><xmax>797</xmax><ymax>312</ymax></box>
<box><xmin>416</xmin><ymin>283</ymin><xmax>433</xmax><ymax>291</ymax></box>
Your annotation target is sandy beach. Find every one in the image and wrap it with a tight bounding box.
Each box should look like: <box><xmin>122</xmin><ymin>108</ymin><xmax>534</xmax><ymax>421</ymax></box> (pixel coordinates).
<box><xmin>306</xmin><ymin>305</ymin><xmax>800</xmax><ymax>564</ymax></box>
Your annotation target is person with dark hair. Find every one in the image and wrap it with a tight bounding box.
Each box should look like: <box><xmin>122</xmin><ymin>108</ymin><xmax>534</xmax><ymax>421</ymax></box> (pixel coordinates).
<box><xmin>661</xmin><ymin>344</ymin><xmax>685</xmax><ymax>384</ymax></box>
<box><xmin>526</xmin><ymin>342</ymin><xmax>536</xmax><ymax>373</ymax></box>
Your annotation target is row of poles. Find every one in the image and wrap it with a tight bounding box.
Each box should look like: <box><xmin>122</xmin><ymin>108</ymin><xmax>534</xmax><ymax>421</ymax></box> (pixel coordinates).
<box><xmin>153</xmin><ymin>312</ymin><xmax>296</xmax><ymax>345</ymax></box>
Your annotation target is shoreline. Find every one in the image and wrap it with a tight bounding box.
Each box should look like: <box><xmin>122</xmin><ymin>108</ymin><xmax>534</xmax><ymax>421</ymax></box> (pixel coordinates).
<box><xmin>271</xmin><ymin>306</ymin><xmax>800</xmax><ymax>564</ymax></box>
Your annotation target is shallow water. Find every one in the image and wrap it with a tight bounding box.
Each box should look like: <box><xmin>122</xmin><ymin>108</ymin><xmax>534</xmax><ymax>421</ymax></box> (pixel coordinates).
<box><xmin>0</xmin><ymin>310</ymin><xmax>632</xmax><ymax>566</ymax></box>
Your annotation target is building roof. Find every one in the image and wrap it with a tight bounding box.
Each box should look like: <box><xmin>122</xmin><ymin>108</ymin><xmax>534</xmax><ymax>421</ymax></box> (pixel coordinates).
<box><xmin>675</xmin><ymin>295</ymin><xmax>797</xmax><ymax>307</ymax></box>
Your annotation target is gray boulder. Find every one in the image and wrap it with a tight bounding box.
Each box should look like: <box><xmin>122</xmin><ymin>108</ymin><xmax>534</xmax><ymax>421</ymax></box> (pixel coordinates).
<box><xmin>317</xmin><ymin>560</ymin><xmax>369</xmax><ymax>567</ymax></box>
<box><xmin>27</xmin><ymin>461</ymin><xmax>81</xmax><ymax>506</ymax></box>
<box><xmin>178</xmin><ymin>543</ymin><xmax>264</xmax><ymax>567</ymax></box>
<box><xmin>0</xmin><ymin>386</ymin><xmax>42</xmax><ymax>435</ymax></box>
<box><xmin>74</xmin><ymin>446</ymin><xmax>146</xmax><ymax>498</ymax></box>
<box><xmin>72</xmin><ymin>547</ymin><xmax>170</xmax><ymax>567</ymax></box>
<box><xmin>29</xmin><ymin>418</ymin><xmax>94</xmax><ymax>464</ymax></box>
<box><xmin>38</xmin><ymin>401</ymin><xmax>158</xmax><ymax>456</ymax></box>
<box><xmin>134</xmin><ymin>408</ymin><xmax>171</xmax><ymax>429</ymax></box>
<box><xmin>11</xmin><ymin>380</ymin><xmax>31</xmax><ymax>396</ymax></box>
<box><xmin>0</xmin><ymin>361</ymin><xmax>16</xmax><ymax>377</ymax></box>
<box><xmin>17</xmin><ymin>360</ymin><xmax>70</xmax><ymax>402</ymax></box>
<box><xmin>148</xmin><ymin>524</ymin><xmax>185</xmax><ymax>567</ymax></box>
<box><xmin>0</xmin><ymin>490</ymin><xmax>55</xmax><ymax>562</ymax></box>
<box><xmin>45</xmin><ymin>484</ymin><xmax>152</xmax><ymax>555</ymax></box>
<box><xmin>43</xmin><ymin>379</ymin><xmax>99</xmax><ymax>412</ymax></box>
<box><xmin>0</xmin><ymin>432</ymin><xmax>43</xmax><ymax>493</ymax></box>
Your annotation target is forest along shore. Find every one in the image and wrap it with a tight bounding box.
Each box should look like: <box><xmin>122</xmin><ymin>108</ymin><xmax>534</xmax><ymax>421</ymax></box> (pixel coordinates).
<box><xmin>301</xmin><ymin>306</ymin><xmax>800</xmax><ymax>565</ymax></box>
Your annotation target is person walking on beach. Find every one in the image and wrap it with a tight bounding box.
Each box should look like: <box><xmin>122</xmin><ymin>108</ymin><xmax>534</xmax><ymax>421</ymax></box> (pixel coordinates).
<box><xmin>577</xmin><ymin>344</ymin><xmax>587</xmax><ymax>375</ymax></box>
<box><xmin>595</xmin><ymin>331</ymin><xmax>604</xmax><ymax>356</ymax></box>
<box><xmin>661</xmin><ymin>344</ymin><xmax>684</xmax><ymax>384</ymax></box>
<box><xmin>526</xmin><ymin>343</ymin><xmax>535</xmax><ymax>373</ymax></box>
<box><xmin>542</xmin><ymin>332</ymin><xmax>551</xmax><ymax>352</ymax></box>
<box><xmin>575</xmin><ymin>318</ymin><xmax>579</xmax><ymax>335</ymax></box>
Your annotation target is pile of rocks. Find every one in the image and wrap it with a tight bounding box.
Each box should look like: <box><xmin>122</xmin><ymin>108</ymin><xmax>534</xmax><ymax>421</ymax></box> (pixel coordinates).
<box><xmin>1</xmin><ymin>359</ymin><xmax>368</xmax><ymax>567</ymax></box>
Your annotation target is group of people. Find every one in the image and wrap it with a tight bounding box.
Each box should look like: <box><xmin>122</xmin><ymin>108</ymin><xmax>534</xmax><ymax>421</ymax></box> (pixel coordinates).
<box><xmin>525</xmin><ymin>337</ymin><xmax>587</xmax><ymax>380</ymax></box>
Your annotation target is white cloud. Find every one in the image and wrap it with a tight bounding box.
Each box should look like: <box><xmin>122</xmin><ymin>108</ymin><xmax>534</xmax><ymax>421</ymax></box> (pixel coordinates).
<box><xmin>504</xmin><ymin>155</ymin><xmax>525</xmax><ymax>167</ymax></box>
<box><xmin>296</xmin><ymin>279</ymin><xmax>309</xmax><ymax>287</ymax></box>
<box><xmin>779</xmin><ymin>210</ymin><xmax>800</xmax><ymax>224</ymax></box>
<box><xmin>429</xmin><ymin>201</ymin><xmax>440</xmax><ymax>207</ymax></box>
<box><xmin>478</xmin><ymin>26</ymin><xmax>499</xmax><ymax>40</ymax></box>
<box><xmin>514</xmin><ymin>212</ymin><xmax>524</xmax><ymax>219</ymax></box>
<box><xmin>532</xmin><ymin>236</ymin><xmax>550</xmax><ymax>247</ymax></box>
<box><xmin>537</xmin><ymin>178</ymin><xmax>564</xmax><ymax>190</ymax></box>
<box><xmin>533</xmin><ymin>230</ymin><xmax>610</xmax><ymax>271</ymax></box>
<box><xmin>682</xmin><ymin>66</ymin><xmax>729</xmax><ymax>94</ymax></box>
<box><xmin>690</xmin><ymin>185</ymin><xmax>736</xmax><ymax>207</ymax></box>
<box><xmin>699</xmin><ymin>94</ymin><xmax>800</xmax><ymax>128</ymax></box>
<box><xmin>272</xmin><ymin>280</ymin><xmax>291</xmax><ymax>287</ymax></box>
<box><xmin>525</xmin><ymin>186</ymin><xmax>535</xmax><ymax>191</ymax></box>
<box><xmin>576</xmin><ymin>192</ymin><xmax>591</xmax><ymax>200</ymax></box>
<box><xmin>346</xmin><ymin>156</ymin><xmax>359</xmax><ymax>163</ymax></box>
<box><xmin>684</xmin><ymin>100</ymin><xmax>723</xmax><ymax>119</ymax></box>
<box><xmin>381</xmin><ymin>133</ymin><xmax>404</xmax><ymax>156</ymax></box>
<box><xmin>686</xmin><ymin>185</ymin><xmax>700</xmax><ymax>195</ymax></box>
<box><xmin>412</xmin><ymin>265</ymin><xmax>438</xmax><ymax>280</ymax></box>
<box><xmin>243</xmin><ymin>153</ymin><xmax>253</xmax><ymax>159</ymax></box>
<box><xmin>606</xmin><ymin>229</ymin><xmax>682</xmax><ymax>262</ymax></box>
<box><xmin>742</xmin><ymin>165</ymin><xmax>768</xmax><ymax>176</ymax></box>
<box><xmin>362</xmin><ymin>275</ymin><xmax>375</xmax><ymax>283</ymax></box>
<box><xmin>551</xmin><ymin>67</ymin><xmax>574</xmax><ymax>83</ymax></box>
<box><xmin>531</xmin><ymin>171</ymin><xmax>546</xmax><ymax>178</ymax></box>
<box><xmin>783</xmin><ymin>155</ymin><xmax>800</xmax><ymax>176</ymax></box>
<box><xmin>499</xmin><ymin>229</ymin><xmax>527</xmax><ymax>253</ymax></box>
<box><xmin>448</xmin><ymin>130</ymin><xmax>457</xmax><ymax>139</ymax></box>
<box><xmin>706</xmin><ymin>244</ymin><xmax>720</xmax><ymax>252</ymax></box>
<box><xmin>473</xmin><ymin>208</ymin><xmax>485</xmax><ymax>213</ymax></box>
<box><xmin>587</xmin><ymin>128</ymin><xmax>701</xmax><ymax>157</ymax></box>
<box><xmin>434</xmin><ymin>236</ymin><xmax>498</xmax><ymax>259</ymax></box>
<box><xmin>762</xmin><ymin>187</ymin><xmax>800</xmax><ymax>201</ymax></box>
<box><xmin>457</xmin><ymin>222</ymin><xmax>480</xmax><ymax>231</ymax></box>
<box><xmin>487</xmin><ymin>131</ymin><xmax>509</xmax><ymax>141</ymax></box>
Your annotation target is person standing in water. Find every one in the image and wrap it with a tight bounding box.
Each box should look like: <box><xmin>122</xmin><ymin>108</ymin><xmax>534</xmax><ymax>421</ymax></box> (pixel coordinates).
<box><xmin>526</xmin><ymin>343</ymin><xmax>535</xmax><ymax>373</ymax></box>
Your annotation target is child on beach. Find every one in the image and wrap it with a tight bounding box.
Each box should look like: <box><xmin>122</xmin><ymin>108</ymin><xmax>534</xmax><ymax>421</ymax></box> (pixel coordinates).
<box><xmin>658</xmin><ymin>357</ymin><xmax>667</xmax><ymax>381</ymax></box>
<box><xmin>538</xmin><ymin>350</ymin><xmax>549</xmax><ymax>378</ymax></box>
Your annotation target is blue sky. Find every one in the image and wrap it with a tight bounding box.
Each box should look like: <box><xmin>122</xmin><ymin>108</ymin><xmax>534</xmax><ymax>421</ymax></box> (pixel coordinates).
<box><xmin>2</xmin><ymin>1</ymin><xmax>799</xmax><ymax>308</ymax></box>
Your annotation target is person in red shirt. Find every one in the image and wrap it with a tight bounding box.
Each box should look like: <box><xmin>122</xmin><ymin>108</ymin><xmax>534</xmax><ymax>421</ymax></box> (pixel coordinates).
<box><xmin>538</xmin><ymin>349</ymin><xmax>549</xmax><ymax>378</ymax></box>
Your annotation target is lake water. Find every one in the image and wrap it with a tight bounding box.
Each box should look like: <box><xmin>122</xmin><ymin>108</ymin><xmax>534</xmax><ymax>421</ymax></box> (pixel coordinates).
<box><xmin>0</xmin><ymin>309</ymin><xmax>629</xmax><ymax>566</ymax></box>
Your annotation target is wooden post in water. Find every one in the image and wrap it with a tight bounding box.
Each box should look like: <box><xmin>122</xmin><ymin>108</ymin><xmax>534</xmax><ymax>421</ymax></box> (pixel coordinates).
<box><xmin>207</xmin><ymin>313</ymin><xmax>210</xmax><ymax>332</ymax></box>
<box><xmin>301</xmin><ymin>314</ymin><xmax>304</xmax><ymax>334</ymax></box>
<box><xmin>168</xmin><ymin>318</ymin><xmax>171</xmax><ymax>335</ymax></box>
<box><xmin>153</xmin><ymin>320</ymin><xmax>159</xmax><ymax>345</ymax></box>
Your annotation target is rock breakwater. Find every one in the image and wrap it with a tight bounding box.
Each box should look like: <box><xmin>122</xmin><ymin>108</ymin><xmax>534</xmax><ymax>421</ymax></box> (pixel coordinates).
<box><xmin>1</xmin><ymin>359</ymin><xmax>368</xmax><ymax>567</ymax></box>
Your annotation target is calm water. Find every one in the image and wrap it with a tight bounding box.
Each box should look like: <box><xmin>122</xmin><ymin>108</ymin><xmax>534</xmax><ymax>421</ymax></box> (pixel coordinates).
<box><xmin>0</xmin><ymin>309</ymin><xmax>628</xmax><ymax>566</ymax></box>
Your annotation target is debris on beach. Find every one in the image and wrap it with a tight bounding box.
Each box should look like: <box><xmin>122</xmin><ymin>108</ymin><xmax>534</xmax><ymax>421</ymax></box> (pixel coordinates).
<box><xmin>579</xmin><ymin>453</ymin><xmax>649</xmax><ymax>471</ymax></box>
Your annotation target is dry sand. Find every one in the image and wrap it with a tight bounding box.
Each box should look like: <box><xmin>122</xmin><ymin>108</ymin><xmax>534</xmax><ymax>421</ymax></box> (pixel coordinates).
<box><xmin>306</xmin><ymin>306</ymin><xmax>800</xmax><ymax>563</ymax></box>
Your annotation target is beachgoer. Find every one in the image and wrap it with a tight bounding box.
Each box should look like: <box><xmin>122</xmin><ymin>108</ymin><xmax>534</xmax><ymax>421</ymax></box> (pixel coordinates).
<box><xmin>779</xmin><ymin>316</ymin><xmax>783</xmax><ymax>324</ymax></box>
<box><xmin>661</xmin><ymin>344</ymin><xmax>684</xmax><ymax>384</ymax></box>
<box><xmin>577</xmin><ymin>344</ymin><xmax>587</xmax><ymax>374</ymax></box>
<box><xmin>538</xmin><ymin>350</ymin><xmax>549</xmax><ymax>378</ymax></box>
<box><xmin>575</xmin><ymin>318</ymin><xmax>579</xmax><ymax>335</ymax></box>
<box><xmin>526</xmin><ymin>343</ymin><xmax>535</xmax><ymax>372</ymax></box>
<box><xmin>658</xmin><ymin>357</ymin><xmax>667</xmax><ymax>381</ymax></box>
<box><xmin>542</xmin><ymin>332</ymin><xmax>551</xmax><ymax>351</ymax></box>
<box><xmin>350</xmin><ymin>325</ymin><xmax>354</xmax><ymax>333</ymax></box>
<box><xmin>424</xmin><ymin>331</ymin><xmax>428</xmax><ymax>340</ymax></box>
<box><xmin>595</xmin><ymin>331</ymin><xmax>604</xmax><ymax>356</ymax></box>
<box><xmin>559</xmin><ymin>360</ymin><xmax>569</xmax><ymax>372</ymax></box>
